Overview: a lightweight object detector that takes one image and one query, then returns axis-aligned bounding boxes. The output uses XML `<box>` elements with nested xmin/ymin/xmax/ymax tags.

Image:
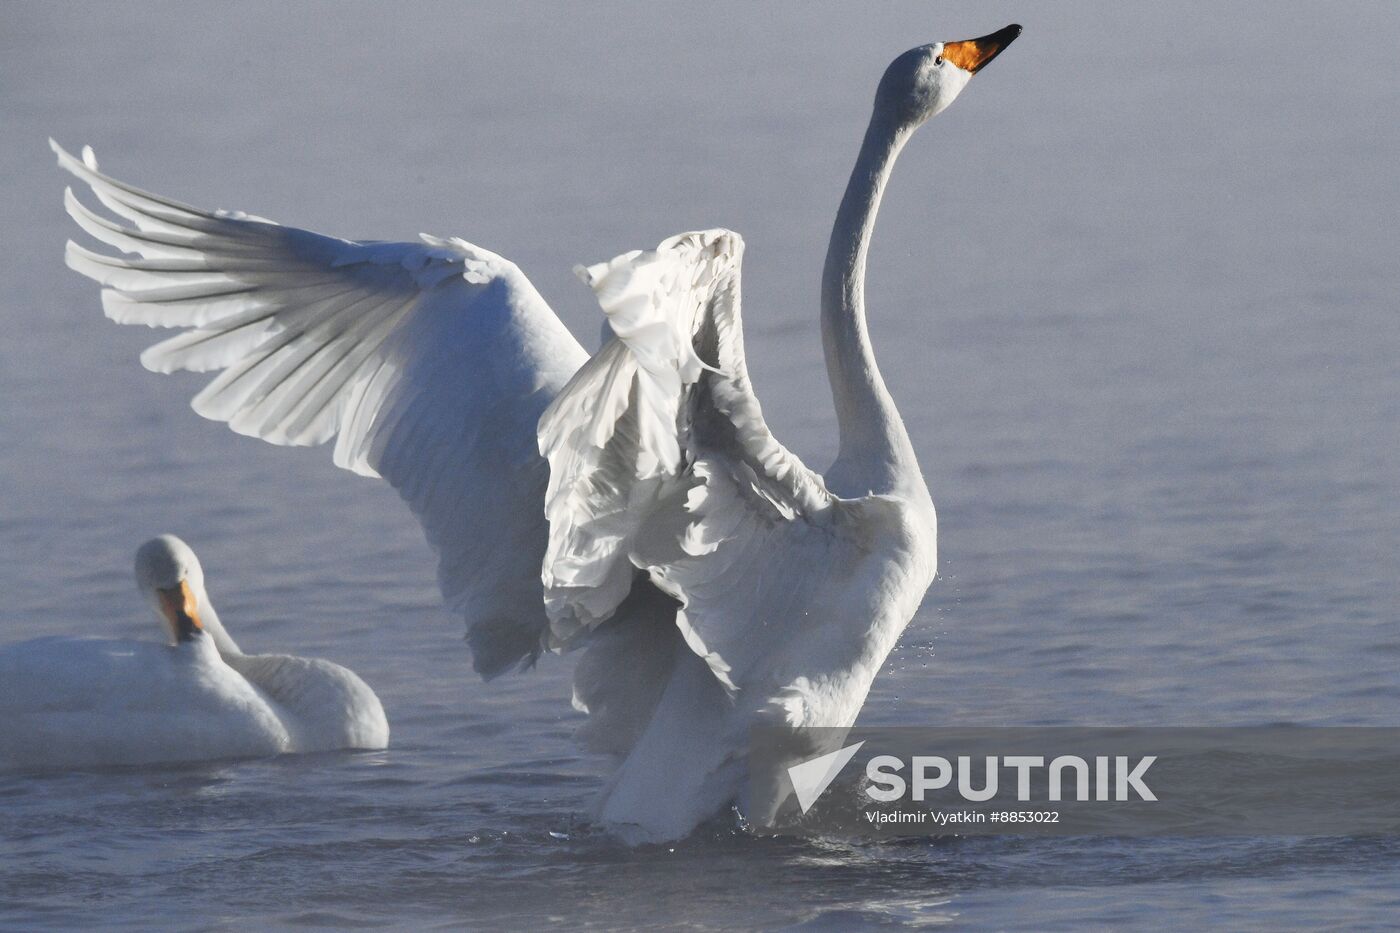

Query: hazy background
<box><xmin>2</xmin><ymin>2</ymin><xmax>1398</xmax><ymax>929</ymax></box>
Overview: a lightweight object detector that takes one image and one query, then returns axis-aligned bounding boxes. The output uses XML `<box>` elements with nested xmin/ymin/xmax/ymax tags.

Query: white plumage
<box><xmin>53</xmin><ymin>24</ymin><xmax>1020</xmax><ymax>840</ymax></box>
<box><xmin>54</xmin><ymin>142</ymin><xmax>586</xmax><ymax>679</ymax></box>
<box><xmin>0</xmin><ymin>536</ymin><xmax>388</xmax><ymax>771</ymax></box>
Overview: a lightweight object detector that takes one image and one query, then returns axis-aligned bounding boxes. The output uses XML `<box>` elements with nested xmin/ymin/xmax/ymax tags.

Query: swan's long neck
<box><xmin>821</xmin><ymin>109</ymin><xmax>925</xmax><ymax>499</ymax></box>
<box><xmin>194</xmin><ymin>588</ymin><xmax>242</xmax><ymax>658</ymax></box>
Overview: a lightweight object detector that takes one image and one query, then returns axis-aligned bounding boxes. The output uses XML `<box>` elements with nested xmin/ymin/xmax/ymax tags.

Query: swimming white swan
<box><xmin>0</xmin><ymin>535</ymin><xmax>388</xmax><ymax>770</ymax></box>
<box><xmin>53</xmin><ymin>25</ymin><xmax>1019</xmax><ymax>838</ymax></box>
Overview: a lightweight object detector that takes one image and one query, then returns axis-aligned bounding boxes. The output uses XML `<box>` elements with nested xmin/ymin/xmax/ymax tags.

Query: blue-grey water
<box><xmin>3</xmin><ymin>1</ymin><xmax>1399</xmax><ymax>929</ymax></box>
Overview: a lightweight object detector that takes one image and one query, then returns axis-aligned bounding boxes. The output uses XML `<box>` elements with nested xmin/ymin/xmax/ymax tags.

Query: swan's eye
<box><xmin>934</xmin><ymin>56</ymin><xmax>944</xmax><ymax>66</ymax></box>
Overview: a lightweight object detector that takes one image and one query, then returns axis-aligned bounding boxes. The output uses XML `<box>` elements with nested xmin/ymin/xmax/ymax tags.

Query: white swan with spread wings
<box><xmin>53</xmin><ymin>25</ymin><xmax>1020</xmax><ymax>841</ymax></box>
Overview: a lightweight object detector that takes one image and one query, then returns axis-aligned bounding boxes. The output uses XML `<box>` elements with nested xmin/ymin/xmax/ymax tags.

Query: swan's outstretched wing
<box><xmin>539</xmin><ymin>230</ymin><xmax>887</xmax><ymax>700</ymax></box>
<box><xmin>53</xmin><ymin>142</ymin><xmax>588</xmax><ymax>677</ymax></box>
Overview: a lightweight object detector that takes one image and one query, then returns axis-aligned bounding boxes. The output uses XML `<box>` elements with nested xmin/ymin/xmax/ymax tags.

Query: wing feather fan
<box><xmin>53</xmin><ymin>140</ymin><xmax>588</xmax><ymax>678</ymax></box>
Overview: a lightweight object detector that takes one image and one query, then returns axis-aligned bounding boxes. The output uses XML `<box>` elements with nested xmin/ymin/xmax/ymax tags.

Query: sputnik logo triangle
<box><xmin>787</xmin><ymin>741</ymin><xmax>865</xmax><ymax>814</ymax></box>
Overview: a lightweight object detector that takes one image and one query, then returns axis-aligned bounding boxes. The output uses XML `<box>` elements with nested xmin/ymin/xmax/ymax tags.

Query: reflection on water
<box><xmin>2</xmin><ymin>1</ymin><xmax>1398</xmax><ymax>928</ymax></box>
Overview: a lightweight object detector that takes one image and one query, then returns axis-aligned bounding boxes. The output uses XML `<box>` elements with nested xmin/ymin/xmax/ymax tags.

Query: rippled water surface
<box><xmin>3</xmin><ymin>2</ymin><xmax>1399</xmax><ymax>929</ymax></box>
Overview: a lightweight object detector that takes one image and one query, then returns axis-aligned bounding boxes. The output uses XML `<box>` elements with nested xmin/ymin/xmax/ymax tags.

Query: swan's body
<box><xmin>53</xmin><ymin>26</ymin><xmax>1019</xmax><ymax>838</ymax></box>
<box><xmin>0</xmin><ymin>536</ymin><xmax>388</xmax><ymax>771</ymax></box>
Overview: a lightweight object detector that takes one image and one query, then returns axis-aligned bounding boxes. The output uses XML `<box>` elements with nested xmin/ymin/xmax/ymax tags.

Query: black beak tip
<box><xmin>966</xmin><ymin>23</ymin><xmax>1023</xmax><ymax>73</ymax></box>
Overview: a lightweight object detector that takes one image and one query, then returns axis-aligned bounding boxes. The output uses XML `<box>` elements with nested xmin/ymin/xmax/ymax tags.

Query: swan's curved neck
<box><xmin>821</xmin><ymin>109</ymin><xmax>925</xmax><ymax>499</ymax></box>
<box><xmin>195</xmin><ymin>589</ymin><xmax>242</xmax><ymax>657</ymax></box>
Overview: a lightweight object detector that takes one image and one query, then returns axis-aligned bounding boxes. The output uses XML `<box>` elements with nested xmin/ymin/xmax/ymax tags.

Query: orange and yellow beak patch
<box><xmin>157</xmin><ymin>580</ymin><xmax>203</xmax><ymax>643</ymax></box>
<box><xmin>942</xmin><ymin>24</ymin><xmax>1022</xmax><ymax>74</ymax></box>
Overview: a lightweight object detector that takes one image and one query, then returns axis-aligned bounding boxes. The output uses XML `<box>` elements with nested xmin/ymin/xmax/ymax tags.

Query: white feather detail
<box><xmin>538</xmin><ymin>229</ymin><xmax>845</xmax><ymax>692</ymax></box>
<box><xmin>53</xmin><ymin>140</ymin><xmax>589</xmax><ymax>679</ymax></box>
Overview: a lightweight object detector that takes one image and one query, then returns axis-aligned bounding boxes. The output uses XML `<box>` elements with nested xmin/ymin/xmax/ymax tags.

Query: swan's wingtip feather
<box><xmin>51</xmin><ymin>139</ymin><xmax>81</xmax><ymax>174</ymax></box>
<box><xmin>330</xmin><ymin>445</ymin><xmax>383</xmax><ymax>480</ymax></box>
<box><xmin>573</xmin><ymin>262</ymin><xmax>605</xmax><ymax>289</ymax></box>
<box><xmin>136</xmin><ymin>339</ymin><xmax>183</xmax><ymax>374</ymax></box>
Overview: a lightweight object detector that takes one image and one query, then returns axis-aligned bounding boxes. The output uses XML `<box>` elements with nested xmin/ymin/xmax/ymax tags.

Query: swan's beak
<box><xmin>942</xmin><ymin>24</ymin><xmax>1022</xmax><ymax>74</ymax></box>
<box><xmin>157</xmin><ymin>580</ymin><xmax>203</xmax><ymax>643</ymax></box>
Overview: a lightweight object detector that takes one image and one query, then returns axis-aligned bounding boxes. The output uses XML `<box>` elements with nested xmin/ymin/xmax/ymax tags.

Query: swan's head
<box><xmin>135</xmin><ymin>534</ymin><xmax>206</xmax><ymax>644</ymax></box>
<box><xmin>876</xmin><ymin>24</ymin><xmax>1021</xmax><ymax>129</ymax></box>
